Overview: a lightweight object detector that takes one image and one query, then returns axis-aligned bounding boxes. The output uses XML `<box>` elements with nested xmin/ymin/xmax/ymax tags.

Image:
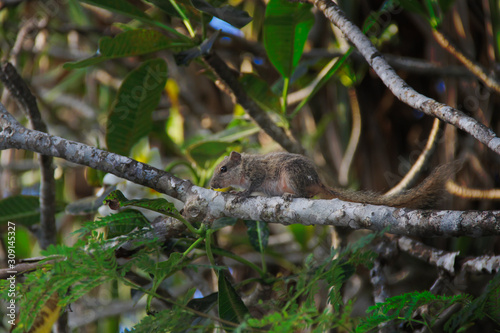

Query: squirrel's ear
<box><xmin>229</xmin><ymin>151</ymin><xmax>241</xmax><ymax>161</ymax></box>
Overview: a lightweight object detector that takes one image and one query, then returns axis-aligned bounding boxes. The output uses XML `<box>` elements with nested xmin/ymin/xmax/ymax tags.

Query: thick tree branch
<box><xmin>183</xmin><ymin>192</ymin><xmax>500</xmax><ymax>237</ymax></box>
<box><xmin>1</xmin><ymin>104</ymin><xmax>499</xmax><ymax>237</ymax></box>
<box><xmin>309</xmin><ymin>0</ymin><xmax>500</xmax><ymax>156</ymax></box>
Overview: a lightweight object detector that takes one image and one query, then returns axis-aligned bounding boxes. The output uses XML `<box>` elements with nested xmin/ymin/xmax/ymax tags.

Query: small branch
<box><xmin>431</xmin><ymin>29</ymin><xmax>500</xmax><ymax>94</ymax></box>
<box><xmin>203</xmin><ymin>52</ymin><xmax>305</xmax><ymax>155</ymax></box>
<box><xmin>309</xmin><ymin>1</ymin><xmax>500</xmax><ymax>156</ymax></box>
<box><xmin>0</xmin><ymin>62</ymin><xmax>56</xmax><ymax>249</ymax></box>
<box><xmin>461</xmin><ymin>255</ymin><xmax>500</xmax><ymax>274</ymax></box>
<box><xmin>385</xmin><ymin>119</ymin><xmax>443</xmax><ymax>196</ymax></box>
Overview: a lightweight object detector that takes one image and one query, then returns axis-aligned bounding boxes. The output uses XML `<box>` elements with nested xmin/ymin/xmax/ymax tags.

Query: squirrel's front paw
<box><xmin>282</xmin><ymin>193</ymin><xmax>295</xmax><ymax>202</ymax></box>
<box><xmin>231</xmin><ymin>191</ymin><xmax>250</xmax><ymax>204</ymax></box>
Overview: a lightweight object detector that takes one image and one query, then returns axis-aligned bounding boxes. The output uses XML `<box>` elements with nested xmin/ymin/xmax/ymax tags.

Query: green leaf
<box><xmin>0</xmin><ymin>195</ymin><xmax>40</xmax><ymax>226</ymax></box>
<box><xmin>106</xmin><ymin>58</ymin><xmax>168</xmax><ymax>156</ymax></box>
<box><xmin>184</xmin><ymin>122</ymin><xmax>259</xmax><ymax>168</ymax></box>
<box><xmin>398</xmin><ymin>0</ymin><xmax>427</xmax><ymax>16</ymax></box>
<box><xmin>104</xmin><ymin>190</ymin><xmax>179</xmax><ymax>216</ymax></box>
<box><xmin>244</xmin><ymin>220</ymin><xmax>269</xmax><ymax>253</ymax></box>
<box><xmin>187</xmin><ymin>292</ymin><xmax>218</xmax><ymax>312</ymax></box>
<box><xmin>239</xmin><ymin>74</ymin><xmax>281</xmax><ymax>113</ymax></box>
<box><xmin>263</xmin><ymin>0</ymin><xmax>314</xmax><ymax>79</ymax></box>
<box><xmin>64</xmin><ymin>29</ymin><xmax>185</xmax><ymax>69</ymax></box>
<box><xmin>445</xmin><ymin>272</ymin><xmax>500</xmax><ymax>331</ymax></box>
<box><xmin>218</xmin><ymin>273</ymin><xmax>249</xmax><ymax>325</ymax></box>
<box><xmin>190</xmin><ymin>0</ymin><xmax>252</xmax><ymax>28</ymax></box>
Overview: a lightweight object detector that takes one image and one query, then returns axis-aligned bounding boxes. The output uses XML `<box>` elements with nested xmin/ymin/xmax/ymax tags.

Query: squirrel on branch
<box><xmin>210</xmin><ymin>151</ymin><xmax>455</xmax><ymax>209</ymax></box>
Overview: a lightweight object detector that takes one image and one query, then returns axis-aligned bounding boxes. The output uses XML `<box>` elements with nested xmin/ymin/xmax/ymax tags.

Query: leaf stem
<box><xmin>205</xmin><ymin>230</ymin><xmax>216</xmax><ymax>270</ymax></box>
<box><xmin>282</xmin><ymin>77</ymin><xmax>290</xmax><ymax>113</ymax></box>
<box><xmin>182</xmin><ymin>237</ymin><xmax>204</xmax><ymax>258</ymax></box>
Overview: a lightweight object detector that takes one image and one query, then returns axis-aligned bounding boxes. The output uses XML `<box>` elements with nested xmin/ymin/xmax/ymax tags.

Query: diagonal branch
<box><xmin>309</xmin><ymin>0</ymin><xmax>500</xmax><ymax>156</ymax></box>
<box><xmin>0</xmin><ymin>62</ymin><xmax>56</xmax><ymax>249</ymax></box>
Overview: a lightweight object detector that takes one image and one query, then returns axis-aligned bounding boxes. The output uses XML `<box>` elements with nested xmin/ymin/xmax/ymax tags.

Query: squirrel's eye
<box><xmin>220</xmin><ymin>166</ymin><xmax>227</xmax><ymax>173</ymax></box>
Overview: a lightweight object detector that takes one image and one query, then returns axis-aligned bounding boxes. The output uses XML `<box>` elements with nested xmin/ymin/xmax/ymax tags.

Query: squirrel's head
<box><xmin>210</xmin><ymin>151</ymin><xmax>243</xmax><ymax>190</ymax></box>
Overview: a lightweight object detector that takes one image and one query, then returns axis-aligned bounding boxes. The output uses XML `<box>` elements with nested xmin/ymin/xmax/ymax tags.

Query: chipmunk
<box><xmin>210</xmin><ymin>151</ymin><xmax>453</xmax><ymax>209</ymax></box>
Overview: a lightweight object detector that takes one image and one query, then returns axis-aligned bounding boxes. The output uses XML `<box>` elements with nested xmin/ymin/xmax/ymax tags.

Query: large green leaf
<box><xmin>64</xmin><ymin>29</ymin><xmax>186</xmax><ymax>69</ymax></box>
<box><xmin>263</xmin><ymin>0</ymin><xmax>314</xmax><ymax>79</ymax></box>
<box><xmin>106</xmin><ymin>58</ymin><xmax>167</xmax><ymax>156</ymax></box>
<box><xmin>244</xmin><ymin>220</ymin><xmax>269</xmax><ymax>253</ymax></box>
<box><xmin>218</xmin><ymin>273</ymin><xmax>249</xmax><ymax>325</ymax></box>
<box><xmin>0</xmin><ymin>195</ymin><xmax>41</xmax><ymax>226</ymax></box>
<box><xmin>104</xmin><ymin>190</ymin><xmax>179</xmax><ymax>216</ymax></box>
<box><xmin>190</xmin><ymin>0</ymin><xmax>252</xmax><ymax>28</ymax></box>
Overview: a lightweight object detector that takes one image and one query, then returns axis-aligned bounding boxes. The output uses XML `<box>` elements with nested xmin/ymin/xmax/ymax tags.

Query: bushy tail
<box><xmin>327</xmin><ymin>162</ymin><xmax>461</xmax><ymax>209</ymax></box>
